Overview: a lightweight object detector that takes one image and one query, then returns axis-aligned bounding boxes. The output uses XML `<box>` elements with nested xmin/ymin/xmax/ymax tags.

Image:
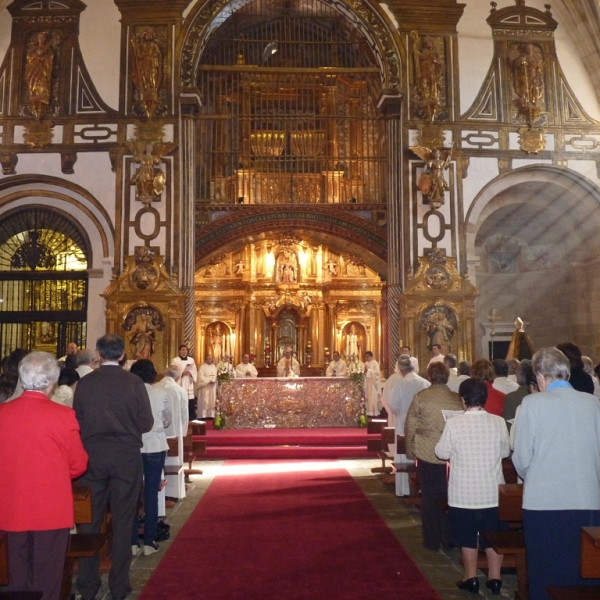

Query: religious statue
<box><xmin>422</xmin><ymin>307</ymin><xmax>455</xmax><ymax>354</ymax></box>
<box><xmin>325</xmin><ymin>258</ymin><xmax>338</xmax><ymax>275</ymax></box>
<box><xmin>234</xmin><ymin>259</ymin><xmax>245</xmax><ymax>275</ymax></box>
<box><xmin>277</xmin><ymin>252</ymin><xmax>297</xmax><ymax>283</ymax></box>
<box><xmin>512</xmin><ymin>43</ymin><xmax>544</xmax><ymax>126</ymax></box>
<box><xmin>129</xmin><ymin>312</ymin><xmax>155</xmax><ymax>359</ymax></box>
<box><xmin>345</xmin><ymin>324</ymin><xmax>360</xmax><ymax>358</ymax></box>
<box><xmin>208</xmin><ymin>323</ymin><xmax>224</xmax><ymax>362</ymax></box>
<box><xmin>25</xmin><ymin>31</ymin><xmax>60</xmax><ymax>119</ymax></box>
<box><xmin>411</xmin><ymin>32</ymin><xmax>444</xmax><ymax>122</ymax></box>
<box><xmin>125</xmin><ymin>140</ymin><xmax>176</xmax><ymax>205</ymax></box>
<box><xmin>130</xmin><ymin>26</ymin><xmax>163</xmax><ymax>118</ymax></box>
<box><xmin>410</xmin><ymin>144</ymin><xmax>453</xmax><ymax>209</ymax></box>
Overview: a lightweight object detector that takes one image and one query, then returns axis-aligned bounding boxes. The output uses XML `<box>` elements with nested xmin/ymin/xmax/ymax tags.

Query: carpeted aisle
<box><xmin>139</xmin><ymin>463</ymin><xmax>441</xmax><ymax>600</ymax></box>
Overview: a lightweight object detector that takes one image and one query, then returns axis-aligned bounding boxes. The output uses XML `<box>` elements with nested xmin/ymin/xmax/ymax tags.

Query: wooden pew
<box><xmin>546</xmin><ymin>527</ymin><xmax>600</xmax><ymax>600</ymax></box>
<box><xmin>0</xmin><ymin>531</ymin><xmax>43</xmax><ymax>598</ymax></box>
<box><xmin>60</xmin><ymin>486</ymin><xmax>108</xmax><ymax>600</ymax></box>
<box><xmin>392</xmin><ymin>435</ymin><xmax>420</xmax><ymax>506</ymax></box>
<box><xmin>367</xmin><ymin>426</ymin><xmax>394</xmax><ymax>483</ymax></box>
<box><xmin>481</xmin><ymin>483</ymin><xmax>527</xmax><ymax>599</ymax></box>
<box><xmin>186</xmin><ymin>421</ymin><xmax>207</xmax><ymax>479</ymax></box>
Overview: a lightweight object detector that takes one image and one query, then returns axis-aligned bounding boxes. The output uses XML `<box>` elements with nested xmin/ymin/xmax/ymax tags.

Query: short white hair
<box><xmin>19</xmin><ymin>352</ymin><xmax>60</xmax><ymax>391</ymax></box>
<box><xmin>165</xmin><ymin>365</ymin><xmax>181</xmax><ymax>379</ymax></box>
<box><xmin>397</xmin><ymin>354</ymin><xmax>414</xmax><ymax>372</ymax></box>
<box><xmin>532</xmin><ymin>347</ymin><xmax>570</xmax><ymax>381</ymax></box>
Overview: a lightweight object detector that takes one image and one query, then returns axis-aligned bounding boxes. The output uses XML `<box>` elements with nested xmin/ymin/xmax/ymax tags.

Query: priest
<box><xmin>196</xmin><ymin>355</ymin><xmax>218</xmax><ymax>419</ymax></box>
<box><xmin>171</xmin><ymin>344</ymin><xmax>197</xmax><ymax>419</ymax></box>
<box><xmin>326</xmin><ymin>351</ymin><xmax>348</xmax><ymax>377</ymax></box>
<box><xmin>235</xmin><ymin>353</ymin><xmax>258</xmax><ymax>378</ymax></box>
<box><xmin>276</xmin><ymin>347</ymin><xmax>300</xmax><ymax>378</ymax></box>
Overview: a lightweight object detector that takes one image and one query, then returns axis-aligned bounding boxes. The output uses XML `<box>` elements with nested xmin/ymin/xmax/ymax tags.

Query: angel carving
<box><xmin>126</xmin><ymin>139</ymin><xmax>177</xmax><ymax>204</ymax></box>
<box><xmin>410</xmin><ymin>144</ymin><xmax>453</xmax><ymax>209</ymax></box>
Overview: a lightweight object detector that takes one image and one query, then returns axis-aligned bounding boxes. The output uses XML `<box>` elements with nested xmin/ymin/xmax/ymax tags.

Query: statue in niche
<box><xmin>512</xmin><ymin>43</ymin><xmax>544</xmax><ymax>125</ymax></box>
<box><xmin>421</xmin><ymin>306</ymin><xmax>455</xmax><ymax>354</ymax></box>
<box><xmin>129</xmin><ymin>312</ymin><xmax>156</xmax><ymax>359</ymax></box>
<box><xmin>25</xmin><ymin>31</ymin><xmax>60</xmax><ymax>119</ymax></box>
<box><xmin>410</xmin><ymin>145</ymin><xmax>453</xmax><ymax>209</ymax></box>
<box><xmin>325</xmin><ymin>258</ymin><xmax>338</xmax><ymax>275</ymax></box>
<box><xmin>277</xmin><ymin>252</ymin><xmax>297</xmax><ymax>283</ymax></box>
<box><xmin>131</xmin><ymin>26</ymin><xmax>163</xmax><ymax>118</ymax></box>
<box><xmin>208</xmin><ymin>323</ymin><xmax>224</xmax><ymax>362</ymax></box>
<box><xmin>411</xmin><ymin>32</ymin><xmax>444</xmax><ymax>122</ymax></box>
<box><xmin>345</xmin><ymin>324</ymin><xmax>360</xmax><ymax>358</ymax></box>
<box><xmin>234</xmin><ymin>259</ymin><xmax>245</xmax><ymax>275</ymax></box>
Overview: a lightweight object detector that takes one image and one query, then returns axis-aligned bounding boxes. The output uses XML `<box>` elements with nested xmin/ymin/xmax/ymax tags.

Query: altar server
<box><xmin>171</xmin><ymin>344</ymin><xmax>197</xmax><ymax>419</ymax></box>
<box><xmin>235</xmin><ymin>353</ymin><xmax>258</xmax><ymax>378</ymax></box>
<box><xmin>364</xmin><ymin>351</ymin><xmax>382</xmax><ymax>416</ymax></box>
<box><xmin>196</xmin><ymin>355</ymin><xmax>218</xmax><ymax>418</ymax></box>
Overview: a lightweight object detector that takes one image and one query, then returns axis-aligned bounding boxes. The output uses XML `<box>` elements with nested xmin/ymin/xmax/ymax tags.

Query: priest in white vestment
<box><xmin>171</xmin><ymin>345</ymin><xmax>197</xmax><ymax>417</ymax></box>
<box><xmin>196</xmin><ymin>356</ymin><xmax>218</xmax><ymax>418</ymax></box>
<box><xmin>154</xmin><ymin>365</ymin><xmax>189</xmax><ymax>498</ymax></box>
<box><xmin>276</xmin><ymin>348</ymin><xmax>300</xmax><ymax>377</ymax></box>
<box><xmin>363</xmin><ymin>351</ymin><xmax>381</xmax><ymax>417</ymax></box>
<box><xmin>235</xmin><ymin>354</ymin><xmax>258</xmax><ymax>378</ymax></box>
<box><xmin>387</xmin><ymin>355</ymin><xmax>430</xmax><ymax>496</ymax></box>
<box><xmin>326</xmin><ymin>351</ymin><xmax>348</xmax><ymax>377</ymax></box>
<box><xmin>380</xmin><ymin>356</ymin><xmax>404</xmax><ymax>429</ymax></box>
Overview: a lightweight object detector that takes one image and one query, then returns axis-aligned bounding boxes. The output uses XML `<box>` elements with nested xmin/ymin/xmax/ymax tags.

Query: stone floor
<box><xmin>77</xmin><ymin>458</ymin><xmax>517</xmax><ymax>599</ymax></box>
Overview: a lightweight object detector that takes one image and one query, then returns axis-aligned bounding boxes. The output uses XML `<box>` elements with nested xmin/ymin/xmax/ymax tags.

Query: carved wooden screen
<box><xmin>196</xmin><ymin>0</ymin><xmax>385</xmax><ymax>205</ymax></box>
<box><xmin>0</xmin><ymin>208</ymin><xmax>89</xmax><ymax>358</ymax></box>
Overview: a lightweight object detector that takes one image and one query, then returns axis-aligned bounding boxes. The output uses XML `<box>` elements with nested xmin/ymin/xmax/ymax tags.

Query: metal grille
<box><xmin>197</xmin><ymin>0</ymin><xmax>385</xmax><ymax>205</ymax></box>
<box><xmin>0</xmin><ymin>208</ymin><xmax>89</xmax><ymax>357</ymax></box>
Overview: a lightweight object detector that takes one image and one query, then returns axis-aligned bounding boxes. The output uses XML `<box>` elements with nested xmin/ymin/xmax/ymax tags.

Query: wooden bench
<box><xmin>546</xmin><ymin>527</ymin><xmax>600</xmax><ymax>599</ymax></box>
<box><xmin>60</xmin><ymin>486</ymin><xmax>109</xmax><ymax>600</ymax></box>
<box><xmin>481</xmin><ymin>483</ymin><xmax>526</xmax><ymax>598</ymax></box>
<box><xmin>391</xmin><ymin>435</ymin><xmax>420</xmax><ymax>506</ymax></box>
<box><xmin>0</xmin><ymin>531</ymin><xmax>43</xmax><ymax>599</ymax></box>
<box><xmin>367</xmin><ymin>426</ymin><xmax>394</xmax><ymax>478</ymax></box>
<box><xmin>186</xmin><ymin>421</ymin><xmax>207</xmax><ymax>479</ymax></box>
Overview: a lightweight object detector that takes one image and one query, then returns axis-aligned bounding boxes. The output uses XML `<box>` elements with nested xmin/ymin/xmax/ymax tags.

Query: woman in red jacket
<box><xmin>0</xmin><ymin>351</ymin><xmax>88</xmax><ymax>600</ymax></box>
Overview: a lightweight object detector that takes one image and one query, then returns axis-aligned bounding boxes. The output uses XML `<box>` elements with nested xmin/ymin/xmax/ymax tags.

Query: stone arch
<box><xmin>0</xmin><ymin>175</ymin><xmax>115</xmax><ymax>267</ymax></box>
<box><xmin>464</xmin><ymin>165</ymin><xmax>600</xmax><ymax>355</ymax></box>
<box><xmin>178</xmin><ymin>0</ymin><xmax>405</xmax><ymax>94</ymax></box>
<box><xmin>194</xmin><ymin>207</ymin><xmax>388</xmax><ymax>276</ymax></box>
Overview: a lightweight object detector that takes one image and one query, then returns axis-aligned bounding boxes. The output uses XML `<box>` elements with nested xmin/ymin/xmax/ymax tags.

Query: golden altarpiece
<box><xmin>195</xmin><ymin>235</ymin><xmax>383</xmax><ymax>371</ymax></box>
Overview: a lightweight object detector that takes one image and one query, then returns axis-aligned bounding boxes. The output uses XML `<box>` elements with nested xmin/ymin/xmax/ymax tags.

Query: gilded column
<box><xmin>326</xmin><ymin>301</ymin><xmax>336</xmax><ymax>354</ymax></box>
<box><xmin>378</xmin><ymin>94</ymin><xmax>403</xmax><ymax>371</ymax></box>
<box><xmin>180</xmin><ymin>103</ymin><xmax>198</xmax><ymax>354</ymax></box>
<box><xmin>374</xmin><ymin>300</ymin><xmax>382</xmax><ymax>364</ymax></box>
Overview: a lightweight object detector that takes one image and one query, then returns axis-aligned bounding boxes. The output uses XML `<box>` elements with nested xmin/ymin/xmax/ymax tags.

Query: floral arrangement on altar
<box><xmin>217</xmin><ymin>362</ymin><xmax>232</xmax><ymax>382</ymax></box>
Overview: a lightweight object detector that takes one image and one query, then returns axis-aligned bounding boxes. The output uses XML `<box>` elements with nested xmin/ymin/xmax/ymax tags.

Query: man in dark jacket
<box><xmin>74</xmin><ymin>334</ymin><xmax>153</xmax><ymax>600</ymax></box>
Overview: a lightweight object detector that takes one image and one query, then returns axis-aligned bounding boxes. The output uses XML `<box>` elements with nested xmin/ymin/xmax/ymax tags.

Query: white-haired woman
<box><xmin>513</xmin><ymin>347</ymin><xmax>600</xmax><ymax>600</ymax></box>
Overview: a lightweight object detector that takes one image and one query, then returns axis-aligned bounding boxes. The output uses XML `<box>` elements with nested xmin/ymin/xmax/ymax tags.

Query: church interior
<box><xmin>3</xmin><ymin>0</ymin><xmax>600</xmax><ymax>598</ymax></box>
<box><xmin>2</xmin><ymin>0</ymin><xmax>600</xmax><ymax>371</ymax></box>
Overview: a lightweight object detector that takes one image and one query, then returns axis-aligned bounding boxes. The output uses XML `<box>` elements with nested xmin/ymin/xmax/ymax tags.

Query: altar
<box><xmin>219</xmin><ymin>377</ymin><xmax>363</xmax><ymax>429</ymax></box>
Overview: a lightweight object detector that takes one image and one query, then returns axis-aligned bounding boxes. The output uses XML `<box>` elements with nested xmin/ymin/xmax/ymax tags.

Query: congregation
<box><xmin>1</xmin><ymin>337</ymin><xmax>600</xmax><ymax>600</ymax></box>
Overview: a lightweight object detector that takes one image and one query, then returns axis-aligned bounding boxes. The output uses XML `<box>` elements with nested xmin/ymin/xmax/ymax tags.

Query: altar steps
<box><xmin>194</xmin><ymin>427</ymin><xmax>380</xmax><ymax>460</ymax></box>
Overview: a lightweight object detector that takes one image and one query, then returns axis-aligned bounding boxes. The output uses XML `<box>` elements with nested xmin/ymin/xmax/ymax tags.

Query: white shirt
<box><xmin>326</xmin><ymin>359</ymin><xmax>348</xmax><ymax>377</ymax></box>
<box><xmin>427</xmin><ymin>354</ymin><xmax>445</xmax><ymax>367</ymax></box>
<box><xmin>448</xmin><ymin>374</ymin><xmax>469</xmax><ymax>394</ymax></box>
<box><xmin>172</xmin><ymin>355</ymin><xmax>197</xmax><ymax>399</ymax></box>
<box><xmin>435</xmin><ymin>410</ymin><xmax>510</xmax><ymax>508</ymax></box>
<box><xmin>141</xmin><ymin>383</ymin><xmax>171</xmax><ymax>454</ymax></box>
<box><xmin>276</xmin><ymin>357</ymin><xmax>300</xmax><ymax>377</ymax></box>
<box><xmin>235</xmin><ymin>362</ymin><xmax>258</xmax><ymax>378</ymax></box>
<box><xmin>492</xmin><ymin>377</ymin><xmax>519</xmax><ymax>395</ymax></box>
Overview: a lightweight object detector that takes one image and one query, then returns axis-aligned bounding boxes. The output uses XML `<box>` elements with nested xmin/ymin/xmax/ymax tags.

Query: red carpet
<box><xmin>196</xmin><ymin>427</ymin><xmax>379</xmax><ymax>459</ymax></box>
<box><xmin>139</xmin><ymin>463</ymin><xmax>441</xmax><ymax>600</ymax></box>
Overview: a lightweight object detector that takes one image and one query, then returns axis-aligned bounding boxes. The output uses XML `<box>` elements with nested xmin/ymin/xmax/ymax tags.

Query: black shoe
<box><xmin>456</xmin><ymin>578</ymin><xmax>479</xmax><ymax>594</ymax></box>
<box><xmin>486</xmin><ymin>579</ymin><xmax>502</xmax><ymax>595</ymax></box>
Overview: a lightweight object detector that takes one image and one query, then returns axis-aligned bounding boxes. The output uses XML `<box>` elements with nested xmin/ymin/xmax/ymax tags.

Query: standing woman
<box><xmin>405</xmin><ymin>361</ymin><xmax>463</xmax><ymax>550</ymax></box>
<box><xmin>435</xmin><ymin>378</ymin><xmax>510</xmax><ymax>595</ymax></box>
<box><xmin>513</xmin><ymin>347</ymin><xmax>600</xmax><ymax>600</ymax></box>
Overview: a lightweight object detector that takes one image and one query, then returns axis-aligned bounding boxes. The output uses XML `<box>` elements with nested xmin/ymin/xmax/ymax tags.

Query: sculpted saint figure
<box><xmin>129</xmin><ymin>313</ymin><xmax>155</xmax><ymax>359</ymax></box>
<box><xmin>426</xmin><ymin>310</ymin><xmax>454</xmax><ymax>355</ymax></box>
<box><xmin>26</xmin><ymin>31</ymin><xmax>58</xmax><ymax>119</ymax></box>
<box><xmin>131</xmin><ymin>27</ymin><xmax>163</xmax><ymax>117</ymax></box>
<box><xmin>411</xmin><ymin>32</ymin><xmax>444</xmax><ymax>122</ymax></box>
<box><xmin>410</xmin><ymin>145</ymin><xmax>453</xmax><ymax>209</ymax></box>
<box><xmin>512</xmin><ymin>43</ymin><xmax>544</xmax><ymax>124</ymax></box>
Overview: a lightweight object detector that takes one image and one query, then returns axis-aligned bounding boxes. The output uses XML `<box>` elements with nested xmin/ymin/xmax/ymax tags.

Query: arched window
<box><xmin>0</xmin><ymin>207</ymin><xmax>90</xmax><ymax>358</ymax></box>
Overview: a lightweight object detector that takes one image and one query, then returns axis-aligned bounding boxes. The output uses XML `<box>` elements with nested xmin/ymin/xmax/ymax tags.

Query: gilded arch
<box><xmin>178</xmin><ymin>0</ymin><xmax>405</xmax><ymax>93</ymax></box>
